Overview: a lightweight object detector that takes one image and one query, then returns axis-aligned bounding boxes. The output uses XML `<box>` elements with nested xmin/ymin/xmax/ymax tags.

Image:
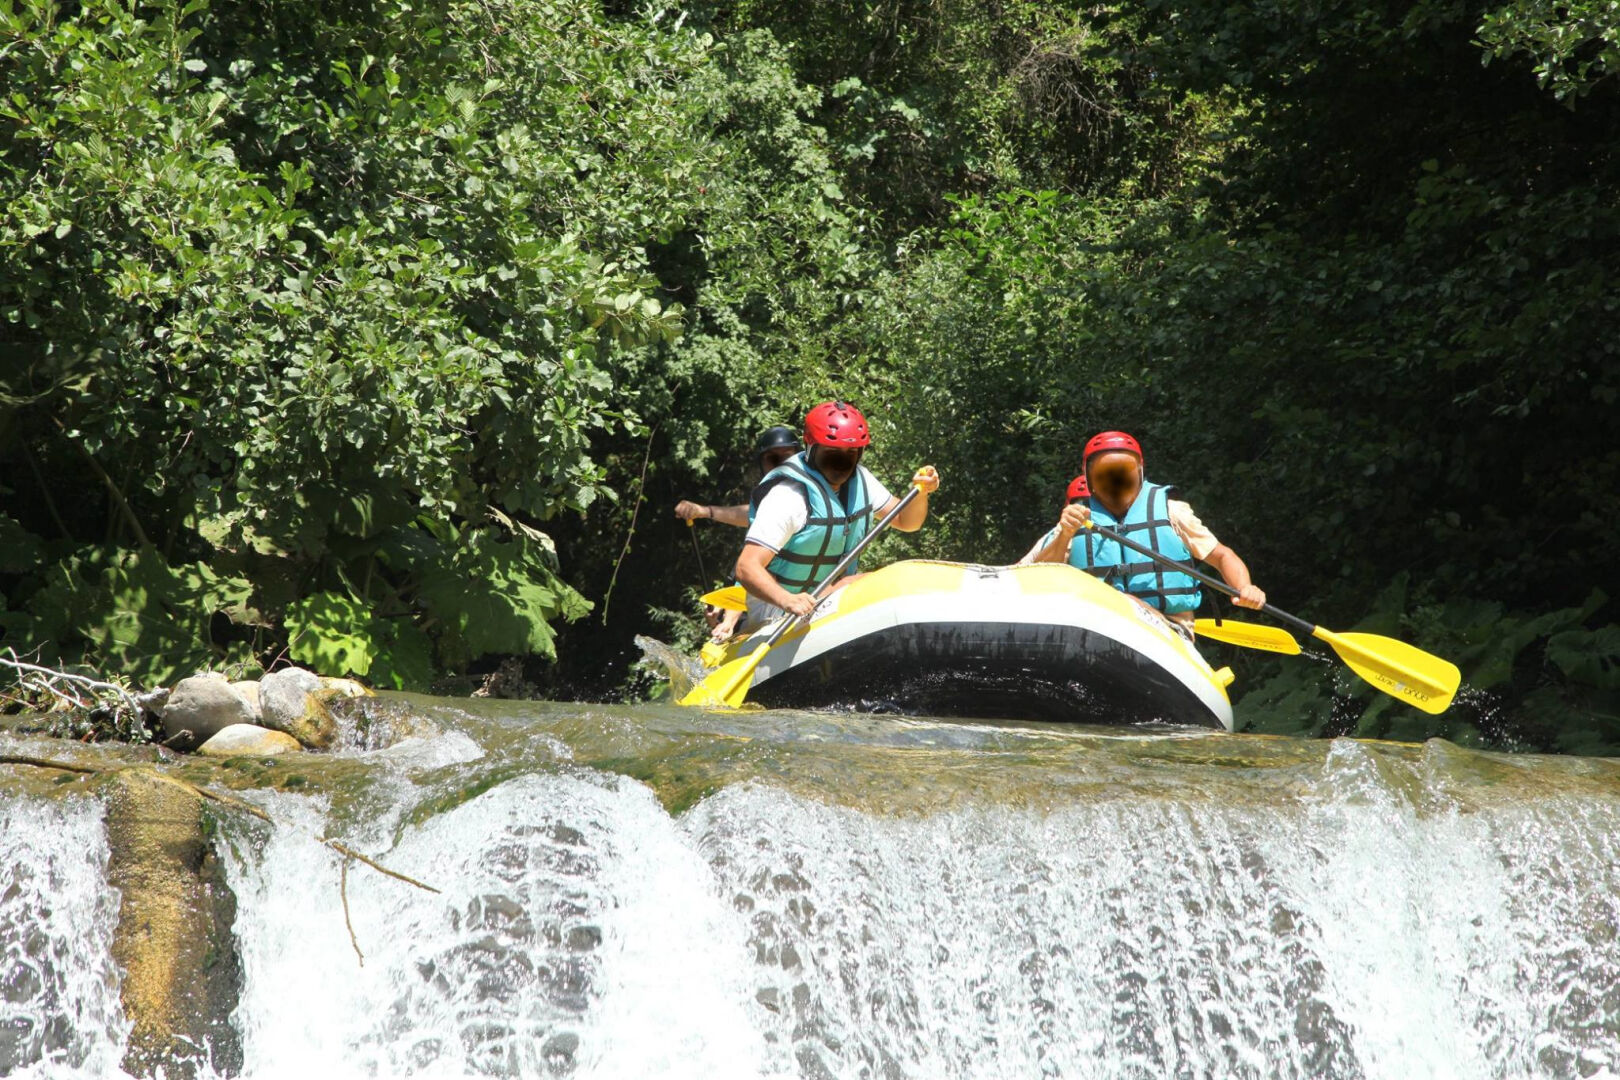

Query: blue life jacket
<box><xmin>1067</xmin><ymin>480</ymin><xmax>1203</xmax><ymax>614</ymax></box>
<box><xmin>748</xmin><ymin>451</ymin><xmax>872</xmax><ymax>594</ymax></box>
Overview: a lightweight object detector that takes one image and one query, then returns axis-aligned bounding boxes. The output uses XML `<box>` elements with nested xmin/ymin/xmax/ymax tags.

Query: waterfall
<box><xmin>3</xmin><ymin>709</ymin><xmax>1619</xmax><ymax>1079</ymax></box>
<box><xmin>0</xmin><ymin>796</ymin><xmax>126</xmax><ymax>1078</ymax></box>
<box><xmin>220</xmin><ymin>775</ymin><xmax>780</xmax><ymax>1078</ymax></box>
<box><xmin>680</xmin><ymin>743</ymin><xmax>1620</xmax><ymax>1079</ymax></box>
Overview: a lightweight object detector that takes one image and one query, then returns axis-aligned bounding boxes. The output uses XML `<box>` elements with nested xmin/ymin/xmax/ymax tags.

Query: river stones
<box><xmin>135</xmin><ymin>686</ymin><xmax>171</xmax><ymax>716</ymax></box>
<box><xmin>196</xmin><ymin>724</ymin><xmax>302</xmax><ymax>757</ymax></box>
<box><xmin>160</xmin><ymin>673</ymin><xmax>255</xmax><ymax>744</ymax></box>
<box><xmin>158</xmin><ymin>669</ymin><xmax>375</xmax><ymax>753</ymax></box>
<box><xmin>230</xmin><ymin>680</ymin><xmax>263</xmax><ymax>722</ymax></box>
<box><xmin>259</xmin><ymin>667</ymin><xmax>336</xmax><ymax>749</ymax></box>
<box><xmin>319</xmin><ymin>676</ymin><xmax>372</xmax><ymax>700</ymax></box>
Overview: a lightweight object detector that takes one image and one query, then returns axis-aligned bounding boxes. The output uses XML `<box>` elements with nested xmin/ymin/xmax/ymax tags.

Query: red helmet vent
<box><xmin>805</xmin><ymin>400</ymin><xmax>871</xmax><ymax>448</ymax></box>
<box><xmin>1083</xmin><ymin>430</ymin><xmax>1143</xmax><ymax>464</ymax></box>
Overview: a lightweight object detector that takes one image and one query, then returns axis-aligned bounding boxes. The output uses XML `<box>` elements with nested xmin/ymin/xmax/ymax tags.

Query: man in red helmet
<box><xmin>735</xmin><ymin>401</ymin><xmax>939</xmax><ymax>623</ymax></box>
<box><xmin>1016</xmin><ymin>475</ymin><xmax>1089</xmax><ymax>565</ymax></box>
<box><xmin>1029</xmin><ymin>431</ymin><xmax>1265</xmax><ymax>632</ymax></box>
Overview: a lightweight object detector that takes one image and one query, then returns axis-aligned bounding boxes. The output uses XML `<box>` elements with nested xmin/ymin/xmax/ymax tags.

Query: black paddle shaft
<box><xmin>687</xmin><ymin>523</ymin><xmax>708</xmax><ymax>587</ymax></box>
<box><xmin>754</xmin><ymin>483</ymin><xmax>924</xmax><ymax>649</ymax></box>
<box><xmin>1085</xmin><ymin>521</ymin><xmax>1317</xmax><ymax>638</ymax></box>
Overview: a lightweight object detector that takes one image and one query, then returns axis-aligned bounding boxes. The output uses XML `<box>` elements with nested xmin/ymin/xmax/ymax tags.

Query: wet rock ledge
<box><xmin>102</xmin><ymin>769</ymin><xmax>242</xmax><ymax>1079</ymax></box>
<box><xmin>2</xmin><ymin>666</ymin><xmax>442</xmax><ymax>1077</ymax></box>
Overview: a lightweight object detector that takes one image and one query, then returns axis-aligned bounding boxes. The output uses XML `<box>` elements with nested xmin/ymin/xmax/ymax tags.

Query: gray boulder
<box><xmin>161</xmin><ymin>674</ymin><xmax>255</xmax><ymax>744</ymax></box>
<box><xmin>230</xmin><ymin>680</ymin><xmax>262</xmax><ymax>722</ymax></box>
<box><xmin>136</xmin><ymin>686</ymin><xmax>171</xmax><ymax>716</ymax></box>
<box><xmin>259</xmin><ymin>667</ymin><xmax>336</xmax><ymax>749</ymax></box>
<box><xmin>319</xmin><ymin>676</ymin><xmax>371</xmax><ymax>700</ymax></box>
<box><xmin>196</xmin><ymin>724</ymin><xmax>302</xmax><ymax>757</ymax></box>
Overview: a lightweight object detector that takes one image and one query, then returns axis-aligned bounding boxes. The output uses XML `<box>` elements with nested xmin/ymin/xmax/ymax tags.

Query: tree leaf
<box><xmin>284</xmin><ymin>590</ymin><xmax>380</xmax><ymax>676</ymax></box>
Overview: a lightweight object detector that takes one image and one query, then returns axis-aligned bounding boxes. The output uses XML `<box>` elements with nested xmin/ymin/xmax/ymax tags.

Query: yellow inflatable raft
<box><xmin>696</xmin><ymin>560</ymin><xmax>1235</xmax><ymax>729</ymax></box>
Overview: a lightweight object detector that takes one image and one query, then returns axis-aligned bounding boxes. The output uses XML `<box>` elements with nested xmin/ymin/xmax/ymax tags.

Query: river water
<box><xmin>3</xmin><ymin>695</ymin><xmax>1619</xmax><ymax>1079</ymax></box>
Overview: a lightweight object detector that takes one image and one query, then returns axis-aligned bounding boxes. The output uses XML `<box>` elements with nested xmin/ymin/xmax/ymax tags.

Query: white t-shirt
<box><xmin>741</xmin><ymin>464</ymin><xmax>895</xmax><ymax>625</ymax></box>
<box><xmin>743</xmin><ymin>464</ymin><xmax>894</xmax><ymax>554</ymax></box>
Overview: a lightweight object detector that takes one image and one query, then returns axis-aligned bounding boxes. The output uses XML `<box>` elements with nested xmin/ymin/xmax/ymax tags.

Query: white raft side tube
<box><xmin>748</xmin><ymin>567</ymin><xmax>1235</xmax><ymax>730</ymax></box>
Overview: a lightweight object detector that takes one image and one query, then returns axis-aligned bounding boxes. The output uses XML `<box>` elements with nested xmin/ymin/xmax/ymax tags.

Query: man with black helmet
<box><xmin>736</xmin><ymin>401</ymin><xmax>939</xmax><ymax>623</ymax></box>
<box><xmin>674</xmin><ymin>425</ymin><xmax>802</xmax><ymax>526</ymax></box>
<box><xmin>676</xmin><ymin>426</ymin><xmax>802</xmax><ymax>643</ymax></box>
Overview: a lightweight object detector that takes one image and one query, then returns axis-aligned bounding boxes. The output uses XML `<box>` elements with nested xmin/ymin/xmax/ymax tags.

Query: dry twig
<box><xmin>1</xmin><ymin>651</ymin><xmax>145</xmax><ymax>733</ymax></box>
<box><xmin>340</xmin><ymin>858</ymin><xmax>364</xmax><ymax>967</ymax></box>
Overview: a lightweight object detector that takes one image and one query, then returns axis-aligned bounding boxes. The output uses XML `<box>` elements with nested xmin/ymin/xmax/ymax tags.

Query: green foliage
<box><xmin>285</xmin><ymin>592</ymin><xmax>381</xmax><ymax>677</ymax></box>
<box><xmin>283</xmin><ymin>588</ymin><xmax>441</xmax><ymax>690</ymax></box>
<box><xmin>1228</xmin><ymin>585</ymin><xmax>1618</xmax><ymax>753</ymax></box>
<box><xmin>0</xmin><ymin>515</ymin><xmax>44</xmax><ymax>574</ymax></box>
<box><xmin>1405</xmin><ymin>589</ymin><xmax>1608</xmax><ymax>693</ymax></box>
<box><xmin>401</xmin><ymin>524</ymin><xmax>592</xmax><ymax>665</ymax></box>
<box><xmin>1</xmin><ymin>0</ymin><xmax>1615</xmax><ymax>758</ymax></box>
<box><xmin>1479</xmin><ymin>0</ymin><xmax>1620</xmax><ymax>99</ymax></box>
<box><xmin>1547</xmin><ymin>625</ymin><xmax>1620</xmax><ymax>689</ymax></box>
<box><xmin>2</xmin><ymin>0</ymin><xmax>689</xmax><ymax>522</ymax></box>
<box><xmin>834</xmin><ymin>187</ymin><xmax>1128</xmax><ymax>566</ymax></box>
<box><xmin>368</xmin><ymin>622</ymin><xmax>437</xmax><ymax>694</ymax></box>
<box><xmin>688</xmin><ymin>0</ymin><xmax>1236</xmax><ymax>228</ymax></box>
<box><xmin>21</xmin><ymin>547</ymin><xmax>254</xmax><ymax>686</ymax></box>
<box><xmin>0</xmin><ymin>0</ymin><xmax>852</xmax><ymax>690</ymax></box>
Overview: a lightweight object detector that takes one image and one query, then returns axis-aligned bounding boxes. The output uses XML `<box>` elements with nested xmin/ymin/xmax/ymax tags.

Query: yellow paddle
<box><xmin>1193</xmin><ymin>618</ymin><xmax>1301</xmax><ymax>655</ymax></box>
<box><xmin>681</xmin><ymin>484</ymin><xmax>924</xmax><ymax>709</ymax></box>
<box><xmin>700</xmin><ymin>585</ymin><xmax>748</xmax><ymax>612</ymax></box>
<box><xmin>1087</xmin><ymin>522</ymin><xmax>1460</xmax><ymax>714</ymax></box>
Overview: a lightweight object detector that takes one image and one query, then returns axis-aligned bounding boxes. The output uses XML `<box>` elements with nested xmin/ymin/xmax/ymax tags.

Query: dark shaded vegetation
<box><xmin>2</xmin><ymin>0</ymin><xmax>1616</xmax><ymax>751</ymax></box>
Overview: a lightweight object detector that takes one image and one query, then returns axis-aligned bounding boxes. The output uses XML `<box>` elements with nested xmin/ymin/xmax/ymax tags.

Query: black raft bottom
<box><xmin>747</xmin><ymin>620</ymin><xmax>1224</xmax><ymax>728</ymax></box>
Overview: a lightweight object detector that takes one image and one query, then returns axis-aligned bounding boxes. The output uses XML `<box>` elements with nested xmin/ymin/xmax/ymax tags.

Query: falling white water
<box><xmin>4</xmin><ymin>718</ymin><xmax>1620</xmax><ymax>1080</ymax></box>
<box><xmin>0</xmin><ymin>795</ymin><xmax>126</xmax><ymax>1080</ymax></box>
<box><xmin>218</xmin><ymin>770</ymin><xmax>784</xmax><ymax>1080</ymax></box>
<box><xmin>675</xmin><ymin>743</ymin><xmax>1620</xmax><ymax>1080</ymax></box>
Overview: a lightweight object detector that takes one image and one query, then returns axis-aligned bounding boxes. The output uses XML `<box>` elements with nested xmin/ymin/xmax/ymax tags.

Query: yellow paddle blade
<box><xmin>700</xmin><ymin>585</ymin><xmax>748</xmax><ymax>612</ymax></box>
<box><xmin>679</xmin><ymin>646</ymin><xmax>768</xmax><ymax>708</ymax></box>
<box><xmin>1314</xmin><ymin>628</ymin><xmax>1461</xmax><ymax>715</ymax></box>
<box><xmin>1194</xmin><ymin>619</ymin><xmax>1301</xmax><ymax>655</ymax></box>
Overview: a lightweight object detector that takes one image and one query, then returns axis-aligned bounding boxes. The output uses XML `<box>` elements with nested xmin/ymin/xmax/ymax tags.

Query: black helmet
<box><xmin>754</xmin><ymin>426</ymin><xmax>801</xmax><ymax>459</ymax></box>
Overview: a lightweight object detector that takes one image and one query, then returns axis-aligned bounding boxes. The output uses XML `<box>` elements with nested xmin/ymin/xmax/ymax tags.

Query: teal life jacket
<box><xmin>1067</xmin><ymin>480</ymin><xmax>1203</xmax><ymax>615</ymax></box>
<box><xmin>747</xmin><ymin>451</ymin><xmax>872</xmax><ymax>594</ymax></box>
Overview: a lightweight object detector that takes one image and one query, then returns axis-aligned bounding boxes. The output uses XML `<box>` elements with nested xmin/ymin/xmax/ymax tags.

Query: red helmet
<box><xmin>805</xmin><ymin>401</ymin><xmax>870</xmax><ymax>448</ymax></box>
<box><xmin>1083</xmin><ymin>430</ymin><xmax>1142</xmax><ymax>464</ymax></box>
<box><xmin>1066</xmin><ymin>474</ymin><xmax>1090</xmax><ymax>501</ymax></box>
